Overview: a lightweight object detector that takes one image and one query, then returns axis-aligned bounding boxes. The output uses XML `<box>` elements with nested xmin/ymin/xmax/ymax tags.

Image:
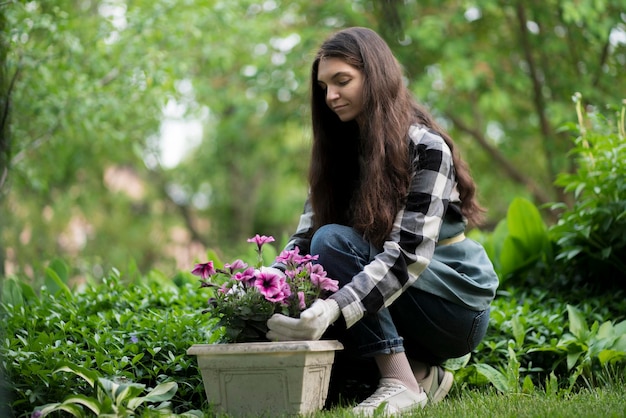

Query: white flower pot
<box><xmin>187</xmin><ymin>340</ymin><xmax>343</xmax><ymax>416</ymax></box>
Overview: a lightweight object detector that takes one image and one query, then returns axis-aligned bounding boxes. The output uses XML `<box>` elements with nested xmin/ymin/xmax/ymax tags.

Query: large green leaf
<box><xmin>507</xmin><ymin>197</ymin><xmax>549</xmax><ymax>251</ymax></box>
<box><xmin>499</xmin><ymin>198</ymin><xmax>550</xmax><ymax>277</ymax></box>
<box><xmin>44</xmin><ymin>265</ymin><xmax>72</xmax><ymax>298</ymax></box>
<box><xmin>62</xmin><ymin>395</ymin><xmax>101</xmax><ymax>416</ymax></box>
<box><xmin>54</xmin><ymin>364</ymin><xmax>98</xmax><ymax>388</ymax></box>
<box><xmin>126</xmin><ymin>382</ymin><xmax>178</xmax><ymax>410</ymax></box>
<box><xmin>37</xmin><ymin>402</ymin><xmax>84</xmax><ymax>417</ymax></box>
<box><xmin>567</xmin><ymin>304</ymin><xmax>590</xmax><ymax>341</ymax></box>
<box><xmin>0</xmin><ymin>278</ymin><xmax>36</xmax><ymax>306</ymax></box>
<box><xmin>473</xmin><ymin>363</ymin><xmax>509</xmax><ymax>393</ymax></box>
<box><xmin>97</xmin><ymin>377</ymin><xmax>145</xmax><ymax>406</ymax></box>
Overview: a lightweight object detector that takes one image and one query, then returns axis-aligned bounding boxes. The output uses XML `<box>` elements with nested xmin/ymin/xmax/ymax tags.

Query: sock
<box><xmin>408</xmin><ymin>358</ymin><xmax>429</xmax><ymax>381</ymax></box>
<box><xmin>374</xmin><ymin>352</ymin><xmax>421</xmax><ymax>393</ymax></box>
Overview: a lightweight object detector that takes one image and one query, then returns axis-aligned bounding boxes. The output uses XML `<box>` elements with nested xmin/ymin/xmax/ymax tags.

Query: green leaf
<box><xmin>62</xmin><ymin>394</ymin><xmax>101</xmax><ymax>415</ymax></box>
<box><xmin>131</xmin><ymin>353</ymin><xmax>145</xmax><ymax>365</ymax></box>
<box><xmin>566</xmin><ymin>351</ymin><xmax>583</xmax><ymax>371</ymax></box>
<box><xmin>613</xmin><ymin>320</ymin><xmax>626</xmax><ymax>336</ymax></box>
<box><xmin>37</xmin><ymin>402</ymin><xmax>84</xmax><ymax>417</ymax></box>
<box><xmin>175</xmin><ymin>411</ymin><xmax>205</xmax><ymax>418</ymax></box>
<box><xmin>48</xmin><ymin>258</ymin><xmax>70</xmax><ymax>283</ymax></box>
<box><xmin>507</xmin><ymin>197</ymin><xmax>547</xmax><ymax>242</ymax></box>
<box><xmin>473</xmin><ymin>363</ymin><xmax>510</xmax><ymax>393</ymax></box>
<box><xmin>127</xmin><ymin>382</ymin><xmax>178</xmax><ymax>410</ymax></box>
<box><xmin>54</xmin><ymin>364</ymin><xmax>98</xmax><ymax>388</ymax></box>
<box><xmin>1</xmin><ymin>278</ymin><xmax>38</xmax><ymax>306</ymax></box>
<box><xmin>507</xmin><ymin>197</ymin><xmax>551</xmax><ymax>258</ymax></box>
<box><xmin>521</xmin><ymin>375</ymin><xmax>534</xmax><ymax>394</ymax></box>
<box><xmin>114</xmin><ymin>382</ymin><xmax>145</xmax><ymax>406</ymax></box>
<box><xmin>500</xmin><ymin>236</ymin><xmax>536</xmax><ymax>277</ymax></box>
<box><xmin>611</xmin><ymin>334</ymin><xmax>626</xmax><ymax>352</ymax></box>
<box><xmin>96</xmin><ymin>377</ymin><xmax>145</xmax><ymax>406</ymax></box>
<box><xmin>98</xmin><ymin>378</ymin><xmax>120</xmax><ymax>400</ymax></box>
<box><xmin>597</xmin><ymin>349</ymin><xmax>626</xmax><ymax>366</ymax></box>
<box><xmin>442</xmin><ymin>353</ymin><xmax>471</xmax><ymax>371</ymax></box>
<box><xmin>596</xmin><ymin>320</ymin><xmax>614</xmax><ymax>340</ymax></box>
<box><xmin>45</xmin><ymin>266</ymin><xmax>72</xmax><ymax>298</ymax></box>
<box><xmin>1</xmin><ymin>279</ymin><xmax>25</xmax><ymax>306</ymax></box>
<box><xmin>545</xmin><ymin>372</ymin><xmax>559</xmax><ymax>396</ymax></box>
<box><xmin>511</xmin><ymin>315</ymin><xmax>525</xmax><ymax>348</ymax></box>
<box><xmin>567</xmin><ymin>304</ymin><xmax>589</xmax><ymax>340</ymax></box>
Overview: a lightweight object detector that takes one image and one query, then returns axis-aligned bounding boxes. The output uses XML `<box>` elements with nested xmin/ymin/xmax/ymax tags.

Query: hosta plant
<box><xmin>31</xmin><ymin>363</ymin><xmax>200</xmax><ymax>417</ymax></box>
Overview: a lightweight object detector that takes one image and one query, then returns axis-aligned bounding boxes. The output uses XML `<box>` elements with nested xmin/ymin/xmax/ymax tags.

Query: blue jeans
<box><xmin>311</xmin><ymin>224</ymin><xmax>490</xmax><ymax>365</ymax></box>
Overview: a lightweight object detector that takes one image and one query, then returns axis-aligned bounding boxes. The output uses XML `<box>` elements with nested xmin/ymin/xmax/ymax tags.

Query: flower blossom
<box><xmin>233</xmin><ymin>266</ymin><xmax>256</xmax><ymax>286</ymax></box>
<box><xmin>218</xmin><ymin>283</ymin><xmax>230</xmax><ymax>295</ymax></box>
<box><xmin>276</xmin><ymin>247</ymin><xmax>319</xmax><ymax>267</ymax></box>
<box><xmin>311</xmin><ymin>273</ymin><xmax>339</xmax><ymax>292</ymax></box>
<box><xmin>254</xmin><ymin>267</ymin><xmax>288</xmax><ymax>302</ymax></box>
<box><xmin>267</xmin><ymin>281</ymin><xmax>291</xmax><ymax>304</ymax></box>
<box><xmin>192</xmin><ymin>261</ymin><xmax>216</xmax><ymax>279</ymax></box>
<box><xmin>297</xmin><ymin>291</ymin><xmax>306</xmax><ymax>310</ymax></box>
<box><xmin>224</xmin><ymin>259</ymin><xmax>247</xmax><ymax>273</ymax></box>
<box><xmin>247</xmin><ymin>234</ymin><xmax>275</xmax><ymax>251</ymax></box>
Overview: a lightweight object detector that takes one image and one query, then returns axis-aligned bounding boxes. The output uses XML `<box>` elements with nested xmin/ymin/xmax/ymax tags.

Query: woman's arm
<box><xmin>330</xmin><ymin>126</ymin><xmax>456</xmax><ymax>328</ymax></box>
<box><xmin>282</xmin><ymin>197</ymin><xmax>315</xmax><ymax>256</ymax></box>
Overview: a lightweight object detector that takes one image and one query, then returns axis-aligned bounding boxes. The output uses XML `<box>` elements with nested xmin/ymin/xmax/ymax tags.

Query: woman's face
<box><xmin>317</xmin><ymin>57</ymin><xmax>365</xmax><ymax>122</ymax></box>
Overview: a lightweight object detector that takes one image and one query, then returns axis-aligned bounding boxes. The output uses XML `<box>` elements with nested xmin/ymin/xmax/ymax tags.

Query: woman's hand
<box><xmin>266</xmin><ymin>299</ymin><xmax>341</xmax><ymax>341</ymax></box>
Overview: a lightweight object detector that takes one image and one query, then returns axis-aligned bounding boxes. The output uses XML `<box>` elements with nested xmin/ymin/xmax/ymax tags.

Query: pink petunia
<box><xmin>297</xmin><ymin>291</ymin><xmax>306</xmax><ymax>310</ymax></box>
<box><xmin>284</xmin><ymin>269</ymin><xmax>298</xmax><ymax>280</ymax></box>
<box><xmin>299</xmin><ymin>253</ymin><xmax>319</xmax><ymax>264</ymax></box>
<box><xmin>233</xmin><ymin>266</ymin><xmax>256</xmax><ymax>285</ymax></box>
<box><xmin>247</xmin><ymin>234</ymin><xmax>275</xmax><ymax>251</ymax></box>
<box><xmin>311</xmin><ymin>273</ymin><xmax>339</xmax><ymax>292</ymax></box>
<box><xmin>218</xmin><ymin>283</ymin><xmax>230</xmax><ymax>294</ymax></box>
<box><xmin>276</xmin><ymin>247</ymin><xmax>320</xmax><ymax>267</ymax></box>
<box><xmin>275</xmin><ymin>247</ymin><xmax>302</xmax><ymax>265</ymax></box>
<box><xmin>224</xmin><ymin>259</ymin><xmax>247</xmax><ymax>273</ymax></box>
<box><xmin>308</xmin><ymin>263</ymin><xmax>326</xmax><ymax>275</ymax></box>
<box><xmin>191</xmin><ymin>262</ymin><xmax>216</xmax><ymax>279</ymax></box>
<box><xmin>265</xmin><ymin>281</ymin><xmax>291</xmax><ymax>304</ymax></box>
<box><xmin>254</xmin><ymin>268</ymin><xmax>286</xmax><ymax>300</ymax></box>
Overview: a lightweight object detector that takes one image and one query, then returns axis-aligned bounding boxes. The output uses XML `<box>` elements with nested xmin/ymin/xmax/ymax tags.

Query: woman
<box><xmin>266</xmin><ymin>27</ymin><xmax>498</xmax><ymax>415</ymax></box>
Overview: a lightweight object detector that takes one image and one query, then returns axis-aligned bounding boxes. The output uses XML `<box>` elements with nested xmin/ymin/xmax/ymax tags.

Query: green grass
<box><xmin>420</xmin><ymin>387</ymin><xmax>626</xmax><ymax>418</ymax></box>
<box><xmin>314</xmin><ymin>385</ymin><xmax>626</xmax><ymax>418</ymax></box>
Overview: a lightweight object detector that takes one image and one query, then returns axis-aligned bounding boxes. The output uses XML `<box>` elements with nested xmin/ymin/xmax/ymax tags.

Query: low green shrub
<box><xmin>550</xmin><ymin>95</ymin><xmax>626</xmax><ymax>287</ymax></box>
<box><xmin>468</xmin><ymin>288</ymin><xmax>626</xmax><ymax>393</ymax></box>
<box><xmin>472</xmin><ymin>98</ymin><xmax>626</xmax><ymax>291</ymax></box>
<box><xmin>32</xmin><ymin>363</ymin><xmax>199</xmax><ymax>417</ymax></box>
<box><xmin>1</xmin><ymin>263</ymin><xmax>212</xmax><ymax>417</ymax></box>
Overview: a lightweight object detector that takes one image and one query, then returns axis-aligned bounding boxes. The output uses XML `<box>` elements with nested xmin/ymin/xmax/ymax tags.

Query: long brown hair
<box><xmin>309</xmin><ymin>27</ymin><xmax>483</xmax><ymax>246</ymax></box>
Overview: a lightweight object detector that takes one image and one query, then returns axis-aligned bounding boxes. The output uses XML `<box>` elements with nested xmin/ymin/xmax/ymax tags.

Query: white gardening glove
<box><xmin>266</xmin><ymin>299</ymin><xmax>341</xmax><ymax>341</ymax></box>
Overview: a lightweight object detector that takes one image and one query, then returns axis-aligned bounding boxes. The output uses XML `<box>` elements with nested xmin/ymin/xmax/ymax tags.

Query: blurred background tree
<box><xmin>1</xmin><ymin>0</ymin><xmax>624</xmax><ymax>282</ymax></box>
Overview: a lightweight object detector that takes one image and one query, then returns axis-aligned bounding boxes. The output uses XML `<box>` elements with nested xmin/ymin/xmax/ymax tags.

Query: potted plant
<box><xmin>187</xmin><ymin>235</ymin><xmax>343</xmax><ymax>416</ymax></box>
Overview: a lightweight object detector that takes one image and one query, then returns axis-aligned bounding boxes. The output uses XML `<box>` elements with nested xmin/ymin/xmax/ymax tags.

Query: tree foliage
<box><xmin>1</xmin><ymin>0</ymin><xmax>624</xmax><ymax>280</ymax></box>
<box><xmin>391</xmin><ymin>0</ymin><xmax>625</xmax><ymax>215</ymax></box>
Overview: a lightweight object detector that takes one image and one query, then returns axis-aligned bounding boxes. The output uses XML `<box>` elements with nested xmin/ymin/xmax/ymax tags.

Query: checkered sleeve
<box><xmin>330</xmin><ymin>126</ymin><xmax>455</xmax><ymax>328</ymax></box>
<box><xmin>283</xmin><ymin>197</ymin><xmax>315</xmax><ymax>256</ymax></box>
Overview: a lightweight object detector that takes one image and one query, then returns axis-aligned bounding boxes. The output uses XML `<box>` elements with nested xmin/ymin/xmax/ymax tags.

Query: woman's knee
<box><xmin>310</xmin><ymin>224</ymin><xmax>355</xmax><ymax>255</ymax></box>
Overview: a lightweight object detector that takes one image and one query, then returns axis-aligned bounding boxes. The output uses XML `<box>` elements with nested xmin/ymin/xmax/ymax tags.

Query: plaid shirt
<box><xmin>284</xmin><ymin>125</ymin><xmax>458</xmax><ymax>328</ymax></box>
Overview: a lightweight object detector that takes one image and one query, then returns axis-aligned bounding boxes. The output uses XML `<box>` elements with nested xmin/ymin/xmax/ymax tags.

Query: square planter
<box><xmin>187</xmin><ymin>340</ymin><xmax>343</xmax><ymax>416</ymax></box>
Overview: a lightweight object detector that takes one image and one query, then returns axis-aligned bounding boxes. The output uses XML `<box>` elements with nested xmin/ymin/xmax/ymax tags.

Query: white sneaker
<box><xmin>352</xmin><ymin>378</ymin><xmax>427</xmax><ymax>416</ymax></box>
<box><xmin>418</xmin><ymin>365</ymin><xmax>453</xmax><ymax>404</ymax></box>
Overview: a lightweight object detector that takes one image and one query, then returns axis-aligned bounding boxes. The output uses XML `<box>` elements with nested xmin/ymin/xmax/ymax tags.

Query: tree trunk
<box><xmin>1</xmin><ymin>9</ymin><xmax>10</xmax><ymax>277</ymax></box>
